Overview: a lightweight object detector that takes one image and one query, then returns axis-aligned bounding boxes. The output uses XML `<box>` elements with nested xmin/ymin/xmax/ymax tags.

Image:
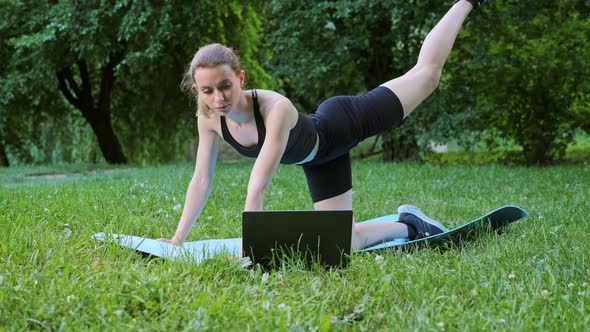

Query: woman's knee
<box><xmin>380</xmin><ymin>64</ymin><xmax>442</xmax><ymax>116</ymax></box>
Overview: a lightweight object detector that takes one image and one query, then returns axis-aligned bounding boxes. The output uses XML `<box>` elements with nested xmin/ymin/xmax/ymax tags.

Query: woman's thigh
<box><xmin>312</xmin><ymin>189</ymin><xmax>352</xmax><ymax>210</ymax></box>
<box><xmin>380</xmin><ymin>64</ymin><xmax>441</xmax><ymax>117</ymax></box>
<box><xmin>303</xmin><ymin>153</ymin><xmax>352</xmax><ymax>203</ymax></box>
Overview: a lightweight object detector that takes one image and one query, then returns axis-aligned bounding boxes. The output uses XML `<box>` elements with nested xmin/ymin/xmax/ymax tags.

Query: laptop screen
<box><xmin>242</xmin><ymin>210</ymin><xmax>353</xmax><ymax>268</ymax></box>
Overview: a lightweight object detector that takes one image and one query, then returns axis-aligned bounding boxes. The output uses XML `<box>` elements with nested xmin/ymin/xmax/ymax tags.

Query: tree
<box><xmin>0</xmin><ymin>1</ymin><xmax>71</xmax><ymax>166</ymax></box>
<box><xmin>1</xmin><ymin>0</ymin><xmax>271</xmax><ymax>165</ymax></box>
<box><xmin>442</xmin><ymin>1</ymin><xmax>590</xmax><ymax>164</ymax></box>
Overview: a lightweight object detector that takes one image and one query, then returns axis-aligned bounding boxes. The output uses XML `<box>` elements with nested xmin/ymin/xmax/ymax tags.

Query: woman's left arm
<box><xmin>244</xmin><ymin>99</ymin><xmax>297</xmax><ymax>211</ymax></box>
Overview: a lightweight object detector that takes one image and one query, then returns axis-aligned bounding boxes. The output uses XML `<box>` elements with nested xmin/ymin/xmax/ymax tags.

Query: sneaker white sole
<box><xmin>397</xmin><ymin>204</ymin><xmax>448</xmax><ymax>232</ymax></box>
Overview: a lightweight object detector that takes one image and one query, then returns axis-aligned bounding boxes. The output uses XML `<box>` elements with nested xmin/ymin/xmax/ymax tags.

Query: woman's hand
<box><xmin>157</xmin><ymin>236</ymin><xmax>181</xmax><ymax>246</ymax></box>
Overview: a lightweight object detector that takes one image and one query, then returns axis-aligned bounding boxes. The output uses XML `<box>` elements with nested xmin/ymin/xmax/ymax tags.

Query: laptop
<box><xmin>242</xmin><ymin>210</ymin><xmax>353</xmax><ymax>268</ymax></box>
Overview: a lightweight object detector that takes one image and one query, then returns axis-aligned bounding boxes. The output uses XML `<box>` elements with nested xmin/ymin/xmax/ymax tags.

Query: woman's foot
<box><xmin>397</xmin><ymin>205</ymin><xmax>448</xmax><ymax>239</ymax></box>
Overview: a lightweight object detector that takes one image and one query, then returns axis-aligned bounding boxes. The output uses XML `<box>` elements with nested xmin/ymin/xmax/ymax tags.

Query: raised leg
<box><xmin>381</xmin><ymin>1</ymin><xmax>473</xmax><ymax>117</ymax></box>
<box><xmin>313</xmin><ymin>189</ymin><xmax>409</xmax><ymax>250</ymax></box>
<box><xmin>311</xmin><ymin>2</ymin><xmax>476</xmax><ymax>250</ymax></box>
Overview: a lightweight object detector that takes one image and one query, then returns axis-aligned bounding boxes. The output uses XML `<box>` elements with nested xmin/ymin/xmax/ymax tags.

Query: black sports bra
<box><xmin>220</xmin><ymin>90</ymin><xmax>317</xmax><ymax>164</ymax></box>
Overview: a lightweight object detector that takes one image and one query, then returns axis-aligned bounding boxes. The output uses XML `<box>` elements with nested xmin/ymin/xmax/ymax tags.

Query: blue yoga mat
<box><xmin>93</xmin><ymin>205</ymin><xmax>527</xmax><ymax>265</ymax></box>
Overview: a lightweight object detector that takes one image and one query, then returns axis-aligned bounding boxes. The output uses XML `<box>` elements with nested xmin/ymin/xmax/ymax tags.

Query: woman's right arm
<box><xmin>161</xmin><ymin>116</ymin><xmax>219</xmax><ymax>245</ymax></box>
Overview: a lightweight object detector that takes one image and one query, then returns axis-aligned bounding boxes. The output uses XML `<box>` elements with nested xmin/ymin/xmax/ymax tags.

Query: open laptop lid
<box><xmin>242</xmin><ymin>210</ymin><xmax>353</xmax><ymax>268</ymax></box>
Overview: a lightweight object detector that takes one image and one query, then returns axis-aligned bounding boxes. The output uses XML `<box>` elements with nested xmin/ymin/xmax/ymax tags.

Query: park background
<box><xmin>1</xmin><ymin>0</ymin><xmax>589</xmax><ymax>167</ymax></box>
<box><xmin>1</xmin><ymin>1</ymin><xmax>589</xmax><ymax>330</ymax></box>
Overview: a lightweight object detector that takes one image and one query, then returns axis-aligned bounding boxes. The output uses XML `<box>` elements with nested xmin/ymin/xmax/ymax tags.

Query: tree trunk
<box><xmin>357</xmin><ymin>7</ymin><xmax>421</xmax><ymax>162</ymax></box>
<box><xmin>56</xmin><ymin>54</ymin><xmax>128</xmax><ymax>164</ymax></box>
<box><xmin>86</xmin><ymin>111</ymin><xmax>127</xmax><ymax>164</ymax></box>
<box><xmin>521</xmin><ymin>138</ymin><xmax>566</xmax><ymax>165</ymax></box>
<box><xmin>0</xmin><ymin>140</ymin><xmax>9</xmax><ymax>167</ymax></box>
<box><xmin>517</xmin><ymin>91</ymin><xmax>567</xmax><ymax>165</ymax></box>
<box><xmin>381</xmin><ymin>128</ymin><xmax>420</xmax><ymax>162</ymax></box>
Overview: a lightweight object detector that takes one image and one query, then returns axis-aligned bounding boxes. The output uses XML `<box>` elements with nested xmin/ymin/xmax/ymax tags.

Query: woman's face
<box><xmin>193</xmin><ymin>64</ymin><xmax>245</xmax><ymax>116</ymax></box>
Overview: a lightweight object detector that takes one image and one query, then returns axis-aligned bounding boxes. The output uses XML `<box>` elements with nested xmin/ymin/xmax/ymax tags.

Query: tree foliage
<box><xmin>0</xmin><ymin>0</ymin><xmax>271</xmax><ymax>165</ymax></box>
<box><xmin>2</xmin><ymin>1</ymin><xmax>588</xmax><ymax>166</ymax></box>
<box><xmin>442</xmin><ymin>0</ymin><xmax>590</xmax><ymax>164</ymax></box>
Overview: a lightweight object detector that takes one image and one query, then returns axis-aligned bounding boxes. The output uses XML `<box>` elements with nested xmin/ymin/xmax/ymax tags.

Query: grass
<box><xmin>1</xmin><ymin>161</ymin><xmax>589</xmax><ymax>330</ymax></box>
<box><xmin>353</xmin><ymin>132</ymin><xmax>590</xmax><ymax>165</ymax></box>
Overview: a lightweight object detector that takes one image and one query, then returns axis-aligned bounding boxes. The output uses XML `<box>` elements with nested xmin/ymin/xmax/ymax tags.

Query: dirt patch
<box><xmin>24</xmin><ymin>168</ymin><xmax>132</xmax><ymax>179</ymax></box>
<box><xmin>24</xmin><ymin>173</ymin><xmax>69</xmax><ymax>179</ymax></box>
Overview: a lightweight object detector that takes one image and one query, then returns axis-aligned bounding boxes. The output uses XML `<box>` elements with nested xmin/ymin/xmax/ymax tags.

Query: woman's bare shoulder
<box><xmin>251</xmin><ymin>89</ymin><xmax>298</xmax><ymax>130</ymax></box>
<box><xmin>252</xmin><ymin>89</ymin><xmax>296</xmax><ymax>112</ymax></box>
<box><xmin>252</xmin><ymin>89</ymin><xmax>290</xmax><ymax>103</ymax></box>
<box><xmin>197</xmin><ymin>113</ymin><xmax>222</xmax><ymax>136</ymax></box>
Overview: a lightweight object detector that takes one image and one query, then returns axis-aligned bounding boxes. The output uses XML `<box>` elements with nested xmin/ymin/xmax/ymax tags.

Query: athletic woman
<box><xmin>160</xmin><ymin>0</ymin><xmax>488</xmax><ymax>250</ymax></box>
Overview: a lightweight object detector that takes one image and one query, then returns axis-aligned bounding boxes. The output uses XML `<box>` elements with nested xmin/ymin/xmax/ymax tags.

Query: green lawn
<box><xmin>1</xmin><ymin>161</ymin><xmax>589</xmax><ymax>330</ymax></box>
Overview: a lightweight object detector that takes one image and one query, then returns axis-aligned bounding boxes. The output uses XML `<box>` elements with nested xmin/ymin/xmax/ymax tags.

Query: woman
<box><xmin>160</xmin><ymin>0</ymin><xmax>487</xmax><ymax>250</ymax></box>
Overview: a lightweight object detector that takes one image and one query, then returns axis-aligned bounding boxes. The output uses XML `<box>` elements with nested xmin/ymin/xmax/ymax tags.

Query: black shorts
<box><xmin>302</xmin><ymin>86</ymin><xmax>404</xmax><ymax>203</ymax></box>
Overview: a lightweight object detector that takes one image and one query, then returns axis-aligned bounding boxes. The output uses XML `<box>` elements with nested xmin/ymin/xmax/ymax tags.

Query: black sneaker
<box><xmin>397</xmin><ymin>205</ymin><xmax>448</xmax><ymax>240</ymax></box>
<box><xmin>454</xmin><ymin>0</ymin><xmax>488</xmax><ymax>11</ymax></box>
